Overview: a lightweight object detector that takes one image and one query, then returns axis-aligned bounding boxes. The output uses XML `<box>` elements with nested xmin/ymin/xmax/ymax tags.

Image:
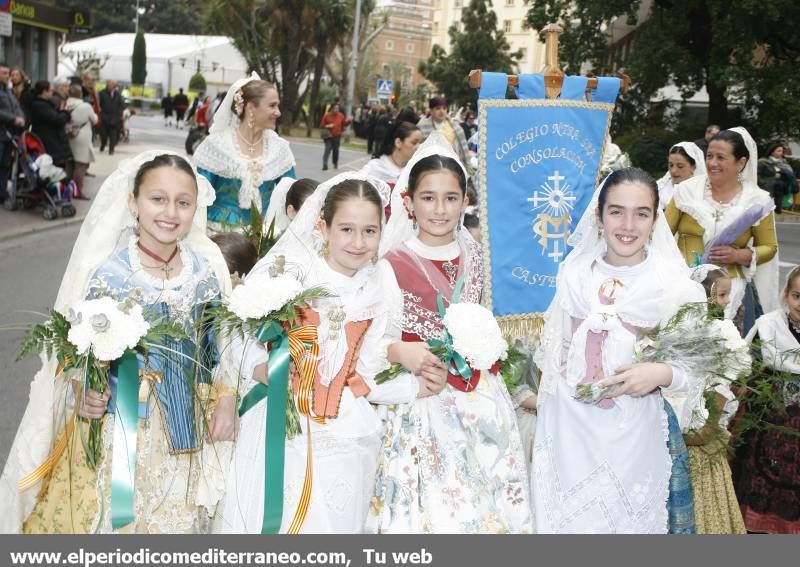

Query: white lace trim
<box><xmin>193</xmin><ymin>129</ymin><xmax>295</xmax><ymax>192</ymax></box>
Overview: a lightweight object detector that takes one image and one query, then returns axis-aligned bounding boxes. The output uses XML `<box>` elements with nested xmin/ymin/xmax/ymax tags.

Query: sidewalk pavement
<box><xmin>0</xmin><ymin>140</ymin><xmax>165</xmax><ymax>242</ymax></box>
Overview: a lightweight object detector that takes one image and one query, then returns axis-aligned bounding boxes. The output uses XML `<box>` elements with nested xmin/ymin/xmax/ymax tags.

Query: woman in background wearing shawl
<box><xmin>194</xmin><ymin>73</ymin><xmax>296</xmax><ymax>233</ymax></box>
<box><xmin>656</xmin><ymin>142</ymin><xmax>706</xmax><ymax>210</ymax></box>
<box><xmin>665</xmin><ymin>127</ymin><xmax>778</xmax><ymax>333</ymax></box>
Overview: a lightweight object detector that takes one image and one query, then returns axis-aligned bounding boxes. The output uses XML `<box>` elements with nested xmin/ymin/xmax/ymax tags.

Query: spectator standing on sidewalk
<box><xmin>81</xmin><ymin>73</ymin><xmax>101</xmax><ymax>146</ymax></box>
<box><xmin>10</xmin><ymin>67</ymin><xmax>33</xmax><ymax>124</ymax></box>
<box><xmin>319</xmin><ymin>102</ymin><xmax>351</xmax><ymax>171</ymax></box>
<box><xmin>98</xmin><ymin>79</ymin><xmax>124</xmax><ymax>155</ymax></box>
<box><xmin>0</xmin><ymin>62</ymin><xmax>26</xmax><ymax>202</ymax></box>
<box><xmin>173</xmin><ymin>88</ymin><xmax>189</xmax><ymax>129</ymax></box>
<box><xmin>161</xmin><ymin>92</ymin><xmax>174</xmax><ymax>126</ymax></box>
<box><xmin>65</xmin><ymin>84</ymin><xmax>98</xmax><ymax>198</ymax></box>
<box><xmin>30</xmin><ymin>80</ymin><xmax>73</xmax><ymax>169</ymax></box>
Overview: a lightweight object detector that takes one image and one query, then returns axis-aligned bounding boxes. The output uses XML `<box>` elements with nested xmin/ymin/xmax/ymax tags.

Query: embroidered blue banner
<box><xmin>479</xmin><ymin>85</ymin><xmax>618</xmax><ymax>319</ymax></box>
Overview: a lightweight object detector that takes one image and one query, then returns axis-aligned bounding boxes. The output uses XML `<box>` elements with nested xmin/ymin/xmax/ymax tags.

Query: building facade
<box><xmin>430</xmin><ymin>0</ymin><xmax>546</xmax><ymax>74</ymax></box>
<box><xmin>0</xmin><ymin>0</ymin><xmax>88</xmax><ymax>82</ymax></box>
<box><xmin>369</xmin><ymin>0</ymin><xmax>434</xmax><ymax>100</ymax></box>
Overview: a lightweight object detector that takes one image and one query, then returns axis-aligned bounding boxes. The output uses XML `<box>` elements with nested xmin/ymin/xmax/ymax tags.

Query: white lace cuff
<box><xmin>366</xmin><ymin>372</ymin><xmax>418</xmax><ymax>405</ymax></box>
<box><xmin>512</xmin><ymin>384</ymin><xmax>537</xmax><ymax>409</ymax></box>
<box><xmin>661</xmin><ymin>363</ymin><xmax>690</xmax><ymax>393</ymax></box>
<box><xmin>229</xmin><ymin>333</ymin><xmax>268</xmax><ymax>394</ymax></box>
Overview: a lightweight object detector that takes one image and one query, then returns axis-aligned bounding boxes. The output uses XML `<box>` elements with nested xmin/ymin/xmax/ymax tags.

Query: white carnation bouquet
<box><xmin>376</xmin><ymin>281</ymin><xmax>508</xmax><ymax>386</ymax></box>
<box><xmin>19</xmin><ymin>294</ymin><xmax>184</xmax><ymax>468</ymax></box>
<box><xmin>208</xmin><ymin>256</ymin><xmax>333</xmax><ymax>437</ymax></box>
<box><xmin>574</xmin><ymin>303</ymin><xmax>752</xmax><ymax>413</ymax></box>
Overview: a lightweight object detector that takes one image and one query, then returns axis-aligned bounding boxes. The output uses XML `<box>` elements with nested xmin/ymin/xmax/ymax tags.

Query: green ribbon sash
<box><xmin>428</xmin><ymin>275</ymin><xmax>472</xmax><ymax>381</ymax></box>
<box><xmin>110</xmin><ymin>349</ymin><xmax>140</xmax><ymax>529</ymax></box>
<box><xmin>238</xmin><ymin>320</ymin><xmax>291</xmax><ymax>534</ymax></box>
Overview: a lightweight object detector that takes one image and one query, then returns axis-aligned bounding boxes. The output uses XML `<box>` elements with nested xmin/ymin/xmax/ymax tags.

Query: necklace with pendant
<box><xmin>441</xmin><ymin>259</ymin><xmax>458</xmax><ymax>286</ymax></box>
<box><xmin>236</xmin><ymin>129</ymin><xmax>263</xmax><ymax>155</ymax></box>
<box><xmin>327</xmin><ymin>305</ymin><xmax>346</xmax><ymax>341</ymax></box>
<box><xmin>789</xmin><ymin>314</ymin><xmax>800</xmax><ymax>335</ymax></box>
<box><xmin>137</xmin><ymin>241</ymin><xmax>179</xmax><ymax>279</ymax></box>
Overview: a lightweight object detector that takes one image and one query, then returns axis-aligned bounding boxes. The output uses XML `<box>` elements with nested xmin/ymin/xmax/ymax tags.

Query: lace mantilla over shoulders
<box><xmin>86</xmin><ymin>239</ymin><xmax>220</xmax><ymax>327</ymax></box>
<box><xmin>193</xmin><ymin>129</ymin><xmax>295</xmax><ymax>184</ymax></box>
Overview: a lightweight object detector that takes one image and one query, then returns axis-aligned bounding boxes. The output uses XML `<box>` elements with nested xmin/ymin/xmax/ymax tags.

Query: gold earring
<box><xmin>371</xmin><ymin>254</ymin><xmax>378</xmax><ymax>265</ymax></box>
<box><xmin>248</xmin><ymin>113</ymin><xmax>255</xmax><ymax>129</ymax></box>
<box><xmin>319</xmin><ymin>241</ymin><xmax>330</xmax><ymax>257</ymax></box>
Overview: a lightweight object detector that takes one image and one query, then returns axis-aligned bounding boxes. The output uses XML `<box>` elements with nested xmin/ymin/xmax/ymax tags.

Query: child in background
<box><xmin>675</xmin><ymin>265</ymin><xmax>745</xmax><ymax>533</ymax></box>
<box><xmin>211</xmin><ymin>233</ymin><xmax>258</xmax><ymax>285</ymax></box>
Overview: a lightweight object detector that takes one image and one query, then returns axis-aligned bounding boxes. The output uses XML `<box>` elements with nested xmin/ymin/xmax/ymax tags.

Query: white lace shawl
<box><xmin>747</xmin><ymin>309</ymin><xmax>800</xmax><ymax>374</ymax></box>
<box><xmin>672</xmin><ymin>174</ymin><xmax>779</xmax><ymax>313</ymax></box>
<box><xmin>193</xmin><ymin>129</ymin><xmax>295</xmax><ymax>211</ymax></box>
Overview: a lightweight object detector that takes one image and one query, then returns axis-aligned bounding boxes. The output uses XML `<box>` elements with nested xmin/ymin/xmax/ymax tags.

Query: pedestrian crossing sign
<box><xmin>377</xmin><ymin>79</ymin><xmax>393</xmax><ymax>98</ymax></box>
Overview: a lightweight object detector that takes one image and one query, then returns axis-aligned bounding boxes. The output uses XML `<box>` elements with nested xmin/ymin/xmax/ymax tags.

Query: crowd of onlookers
<box><xmin>0</xmin><ymin>63</ymin><xmax>132</xmax><ymax>201</ymax></box>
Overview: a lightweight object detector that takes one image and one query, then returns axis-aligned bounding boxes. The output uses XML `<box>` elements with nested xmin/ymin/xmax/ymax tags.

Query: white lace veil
<box><xmin>380</xmin><ymin>131</ymin><xmax>471</xmax><ymax>257</ymax></box>
<box><xmin>689</xmin><ymin>263</ymin><xmax>723</xmax><ymax>286</ymax></box>
<box><xmin>263</xmin><ymin>176</ymin><xmax>296</xmax><ymax>235</ymax></box>
<box><xmin>250</xmin><ymin>171</ymin><xmax>392</xmax><ymax>279</ymax></box>
<box><xmin>534</xmin><ymin>170</ymin><xmax>690</xmax><ymax>406</ymax></box>
<box><xmin>729</xmin><ymin>126</ymin><xmax>758</xmax><ymax>185</ymax></box>
<box><xmin>0</xmin><ymin>150</ymin><xmax>231</xmax><ymax>533</ymax></box>
<box><xmin>656</xmin><ymin>141</ymin><xmax>707</xmax><ymax>193</ymax></box>
<box><xmin>208</xmin><ymin>71</ymin><xmax>261</xmax><ymax>136</ymax></box>
<box><xmin>56</xmin><ymin>150</ymin><xmax>231</xmax><ymax>311</ymax></box>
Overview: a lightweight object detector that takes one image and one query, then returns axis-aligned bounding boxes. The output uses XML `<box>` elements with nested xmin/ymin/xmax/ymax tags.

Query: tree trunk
<box><xmin>306</xmin><ymin>43</ymin><xmax>328</xmax><ymax>137</ymax></box>
<box><xmin>706</xmin><ymin>77</ymin><xmax>729</xmax><ymax>126</ymax></box>
<box><xmin>277</xmin><ymin>8</ymin><xmax>303</xmax><ymax>137</ymax></box>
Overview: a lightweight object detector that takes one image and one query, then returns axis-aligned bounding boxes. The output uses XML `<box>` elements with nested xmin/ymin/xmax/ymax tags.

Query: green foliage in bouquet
<box><xmin>500</xmin><ymin>344</ymin><xmax>527</xmax><ymax>394</ymax></box>
<box><xmin>17</xmin><ymin>305</ymin><xmax>190</xmax><ymax>469</ymax></box>
<box><xmin>242</xmin><ymin>204</ymin><xmax>279</xmax><ymax>259</ymax></box>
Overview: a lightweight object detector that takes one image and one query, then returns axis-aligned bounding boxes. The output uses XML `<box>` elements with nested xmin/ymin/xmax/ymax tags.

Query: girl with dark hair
<box><xmin>733</xmin><ymin>266</ymin><xmax>800</xmax><ymax>534</ymax></box>
<box><xmin>367</xmin><ymin>135</ymin><xmax>532</xmax><ymax>533</ymax></box>
<box><xmin>665</xmin><ymin>127</ymin><xmax>779</xmax><ymax>333</ymax></box>
<box><xmin>220</xmin><ymin>173</ymin><xmax>447</xmax><ymax>533</ymax></box>
<box><xmin>656</xmin><ymin>141</ymin><xmax>706</xmax><ymax>209</ymax></box>
<box><xmin>531</xmin><ymin>167</ymin><xmax>708</xmax><ymax>533</ymax></box>
<box><xmin>194</xmin><ymin>73</ymin><xmax>296</xmax><ymax>233</ymax></box>
<box><xmin>263</xmin><ymin>177</ymin><xmax>320</xmax><ymax>236</ymax></box>
<box><xmin>0</xmin><ymin>152</ymin><xmax>235</xmax><ymax>533</ymax></box>
<box><xmin>360</xmin><ymin>120</ymin><xmax>422</xmax><ymax>190</ymax></box>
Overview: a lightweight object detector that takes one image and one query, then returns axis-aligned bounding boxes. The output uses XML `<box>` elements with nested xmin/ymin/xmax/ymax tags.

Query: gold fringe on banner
<box><xmin>497</xmin><ymin>313</ymin><xmax>545</xmax><ymax>342</ymax></box>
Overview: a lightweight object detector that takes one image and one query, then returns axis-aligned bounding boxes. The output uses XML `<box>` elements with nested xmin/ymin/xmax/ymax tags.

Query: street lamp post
<box><xmin>134</xmin><ymin>0</ymin><xmax>145</xmax><ymax>34</ymax></box>
<box><xmin>344</xmin><ymin>0</ymin><xmax>362</xmax><ymax>126</ymax></box>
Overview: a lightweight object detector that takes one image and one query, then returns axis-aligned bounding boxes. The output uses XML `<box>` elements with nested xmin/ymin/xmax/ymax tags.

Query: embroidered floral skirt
<box><xmin>367</xmin><ymin>371</ymin><xmax>532</xmax><ymax>533</ymax></box>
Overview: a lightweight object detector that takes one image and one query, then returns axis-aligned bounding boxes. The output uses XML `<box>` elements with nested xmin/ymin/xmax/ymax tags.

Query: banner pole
<box><xmin>541</xmin><ymin>23</ymin><xmax>564</xmax><ymax>99</ymax></box>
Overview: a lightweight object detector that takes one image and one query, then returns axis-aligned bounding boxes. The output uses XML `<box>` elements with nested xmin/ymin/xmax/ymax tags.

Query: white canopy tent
<box><xmin>58</xmin><ymin>33</ymin><xmax>250</xmax><ymax>98</ymax></box>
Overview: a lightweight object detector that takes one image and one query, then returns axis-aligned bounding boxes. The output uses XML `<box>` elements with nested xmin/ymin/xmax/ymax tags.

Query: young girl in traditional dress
<box><xmin>668</xmin><ymin>265</ymin><xmax>746</xmax><ymax>533</ymax></box>
<box><xmin>218</xmin><ymin>173</ymin><xmax>448</xmax><ymax>534</ymax></box>
<box><xmin>1</xmin><ymin>152</ymin><xmax>235</xmax><ymax>533</ymax></box>
<box><xmin>532</xmin><ymin>168</ymin><xmax>707</xmax><ymax>534</ymax></box>
<box><xmin>367</xmin><ymin>135</ymin><xmax>533</xmax><ymax>534</ymax></box>
<box><xmin>733</xmin><ymin>266</ymin><xmax>800</xmax><ymax>533</ymax></box>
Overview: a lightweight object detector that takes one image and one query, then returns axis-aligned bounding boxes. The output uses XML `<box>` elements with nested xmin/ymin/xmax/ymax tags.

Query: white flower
<box><xmin>67</xmin><ymin>297</ymin><xmax>150</xmax><ymax>361</ymax></box>
<box><xmin>714</xmin><ymin>319</ymin><xmax>752</xmax><ymax>381</ymax></box>
<box><xmin>717</xmin><ymin>319</ymin><xmax>747</xmax><ymax>351</ymax></box>
<box><xmin>442</xmin><ymin>302</ymin><xmax>508</xmax><ymax>370</ymax></box>
<box><xmin>228</xmin><ymin>273</ymin><xmax>304</xmax><ymax>321</ymax></box>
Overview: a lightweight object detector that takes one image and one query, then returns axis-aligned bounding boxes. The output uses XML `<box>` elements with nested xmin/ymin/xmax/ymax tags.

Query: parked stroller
<box><xmin>3</xmin><ymin>131</ymin><xmax>76</xmax><ymax>220</ymax></box>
